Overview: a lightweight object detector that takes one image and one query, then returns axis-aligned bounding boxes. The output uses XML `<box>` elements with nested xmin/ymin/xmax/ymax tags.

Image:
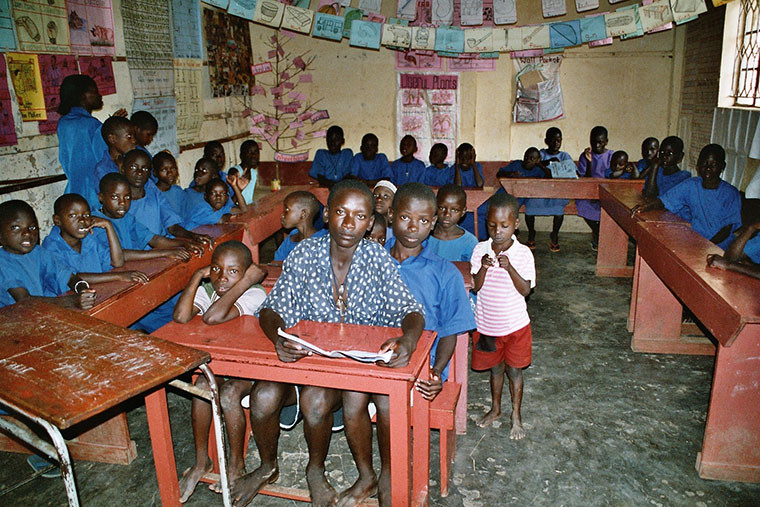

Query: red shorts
<box><xmin>471</xmin><ymin>324</ymin><xmax>532</xmax><ymax>370</ymax></box>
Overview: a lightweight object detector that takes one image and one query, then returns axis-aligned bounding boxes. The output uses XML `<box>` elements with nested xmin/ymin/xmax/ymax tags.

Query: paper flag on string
<box><xmin>228</xmin><ymin>0</ymin><xmax>256</xmax><ymax>21</ymax></box>
<box><xmin>506</xmin><ymin>27</ymin><xmax>524</xmax><ymax>51</ymax></box>
<box><xmin>549</xmin><ymin>20</ymin><xmax>581</xmax><ymax>48</ymax></box>
<box><xmin>313</xmin><ymin>13</ymin><xmax>345</xmax><ymax>41</ymax></box>
<box><xmin>350</xmin><ymin>20</ymin><xmax>382</xmax><ymax>49</ymax></box>
<box><xmin>492</xmin><ymin>28</ymin><xmax>508</xmax><ymax>51</ymax></box>
<box><xmin>620</xmin><ymin>5</ymin><xmax>645</xmax><ymax>39</ymax></box>
<box><xmin>670</xmin><ymin>0</ymin><xmax>706</xmax><ymax>24</ymax></box>
<box><xmin>461</xmin><ymin>0</ymin><xmax>483</xmax><ymax>26</ymax></box>
<box><xmin>639</xmin><ymin>0</ymin><xmax>674</xmax><ymax>32</ymax></box>
<box><xmin>580</xmin><ymin>14</ymin><xmax>607</xmax><ymax>42</ymax></box>
<box><xmin>282</xmin><ymin>6</ymin><xmax>315</xmax><ymax>34</ymax></box>
<box><xmin>522</xmin><ymin>25</ymin><xmax>551</xmax><ymax>49</ymax></box>
<box><xmin>464</xmin><ymin>28</ymin><xmax>493</xmax><ymax>53</ymax></box>
<box><xmin>434</xmin><ymin>27</ymin><xmax>465</xmax><ymax>53</ymax></box>
<box><xmin>343</xmin><ymin>7</ymin><xmax>364</xmax><ymax>39</ymax></box>
<box><xmin>605</xmin><ymin>10</ymin><xmax>639</xmax><ymax>37</ymax></box>
<box><xmin>382</xmin><ymin>23</ymin><xmax>412</xmax><ymax>48</ymax></box>
<box><xmin>253</xmin><ymin>0</ymin><xmax>285</xmax><ymax>27</ymax></box>
<box><xmin>411</xmin><ymin>27</ymin><xmax>436</xmax><ymax>51</ymax></box>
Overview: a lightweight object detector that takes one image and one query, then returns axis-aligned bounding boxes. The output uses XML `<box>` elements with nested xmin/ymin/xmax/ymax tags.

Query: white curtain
<box><xmin>711</xmin><ymin>107</ymin><xmax>760</xmax><ymax>197</ymax></box>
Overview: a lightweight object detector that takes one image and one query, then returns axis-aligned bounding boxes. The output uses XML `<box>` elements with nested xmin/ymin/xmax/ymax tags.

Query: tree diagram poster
<box><xmin>122</xmin><ymin>0</ymin><xmax>173</xmax><ymax>97</ymax></box>
<box><xmin>397</xmin><ymin>73</ymin><xmax>459</xmax><ymax>165</ymax></box>
<box><xmin>67</xmin><ymin>0</ymin><xmax>115</xmax><ymax>55</ymax></box>
<box><xmin>202</xmin><ymin>7</ymin><xmax>253</xmax><ymax>97</ymax></box>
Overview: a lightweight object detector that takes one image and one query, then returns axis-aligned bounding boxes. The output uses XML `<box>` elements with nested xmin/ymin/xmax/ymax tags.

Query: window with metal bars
<box><xmin>734</xmin><ymin>0</ymin><xmax>760</xmax><ymax>106</ymax></box>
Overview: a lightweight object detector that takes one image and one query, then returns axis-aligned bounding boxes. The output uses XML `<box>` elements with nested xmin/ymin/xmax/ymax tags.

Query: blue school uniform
<box><xmin>643</xmin><ymin>166</ymin><xmax>692</xmax><ymax>196</ymax></box>
<box><xmin>309</xmin><ymin>148</ymin><xmax>354</xmax><ymax>182</ymax></box>
<box><xmin>351</xmin><ymin>153</ymin><xmax>392</xmax><ymax>181</ymax></box>
<box><xmin>91</xmin><ymin>209</ymin><xmax>154</xmax><ymax>251</ymax></box>
<box><xmin>423</xmin><ymin>165</ymin><xmax>453</xmax><ymax>187</ymax></box>
<box><xmin>744</xmin><ymin>235</ymin><xmax>760</xmax><ymax>264</ymax></box>
<box><xmin>454</xmin><ymin>163</ymin><xmax>484</xmax><ymax>188</ymax></box>
<box><xmin>57</xmin><ymin>107</ymin><xmax>107</xmax><ymax>206</ymax></box>
<box><xmin>183</xmin><ymin>199</ymin><xmax>234</xmax><ymax>231</ymax></box>
<box><xmin>385</xmin><ymin>238</ymin><xmax>475</xmax><ymax>381</ymax></box>
<box><xmin>576</xmin><ymin>150</ymin><xmax>613</xmax><ymax>221</ymax></box>
<box><xmin>427</xmin><ymin>227</ymin><xmax>478</xmax><ymax>262</ymax></box>
<box><xmin>229</xmin><ymin>164</ymin><xmax>258</xmax><ymax>204</ymax></box>
<box><xmin>161</xmin><ymin>185</ymin><xmax>186</xmax><ymax>215</ymax></box>
<box><xmin>41</xmin><ymin>226</ymin><xmax>113</xmax><ymax>273</ymax></box>
<box><xmin>274</xmin><ymin>228</ymin><xmax>329</xmax><ymax>262</ymax></box>
<box><xmin>660</xmin><ymin>177</ymin><xmax>742</xmax><ymax>250</ymax></box>
<box><xmin>0</xmin><ymin>246</ymin><xmax>73</xmax><ymax>308</ymax></box>
<box><xmin>182</xmin><ymin>187</ymin><xmax>206</xmax><ymax>219</ymax></box>
<box><xmin>390</xmin><ymin>158</ymin><xmax>426</xmax><ymax>186</ymax></box>
<box><xmin>93</xmin><ymin>149</ymin><xmax>119</xmax><ymax>191</ymax></box>
<box><xmin>129</xmin><ymin>181</ymin><xmax>183</xmax><ymax>236</ymax></box>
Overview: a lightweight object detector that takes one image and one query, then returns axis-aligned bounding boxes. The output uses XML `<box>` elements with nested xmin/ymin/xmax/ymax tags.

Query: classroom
<box><xmin>1</xmin><ymin>0</ymin><xmax>760</xmax><ymax>505</ymax></box>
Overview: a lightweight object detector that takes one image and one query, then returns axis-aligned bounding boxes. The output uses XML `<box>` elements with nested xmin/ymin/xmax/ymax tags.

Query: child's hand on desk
<box><xmin>163</xmin><ymin>247</ymin><xmax>192</xmax><ymax>262</ymax></box>
<box><xmin>182</xmin><ymin>240</ymin><xmax>205</xmax><ymax>256</ymax></box>
<box><xmin>379</xmin><ymin>337</ymin><xmax>413</xmax><ymax>368</ymax></box>
<box><xmin>189</xmin><ymin>233</ymin><xmax>214</xmax><ymax>249</ymax></box>
<box><xmin>706</xmin><ymin>254</ymin><xmax>730</xmax><ymax>270</ymax></box>
<box><xmin>275</xmin><ymin>337</ymin><xmax>311</xmax><ymax>363</ymax></box>
<box><xmin>76</xmin><ymin>289</ymin><xmax>96</xmax><ymax>310</ymax></box>
<box><xmin>414</xmin><ymin>368</ymin><xmax>442</xmax><ymax>401</ymax></box>
<box><xmin>497</xmin><ymin>254</ymin><xmax>510</xmax><ymax>271</ymax></box>
<box><xmin>117</xmin><ymin>271</ymin><xmax>149</xmax><ymax>284</ymax></box>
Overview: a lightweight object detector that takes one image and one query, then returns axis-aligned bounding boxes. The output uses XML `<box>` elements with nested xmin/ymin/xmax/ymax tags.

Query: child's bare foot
<box><xmin>230</xmin><ymin>464</ymin><xmax>278</xmax><ymax>507</ymax></box>
<box><xmin>337</xmin><ymin>474</ymin><xmax>377</xmax><ymax>507</ymax></box>
<box><xmin>306</xmin><ymin>466</ymin><xmax>338</xmax><ymax>506</ymax></box>
<box><xmin>476</xmin><ymin>408</ymin><xmax>501</xmax><ymax>428</ymax></box>
<box><xmin>510</xmin><ymin>416</ymin><xmax>525</xmax><ymax>440</ymax></box>
<box><xmin>179</xmin><ymin>459</ymin><xmax>213</xmax><ymax>503</ymax></box>
<box><xmin>208</xmin><ymin>462</ymin><xmax>246</xmax><ymax>494</ymax></box>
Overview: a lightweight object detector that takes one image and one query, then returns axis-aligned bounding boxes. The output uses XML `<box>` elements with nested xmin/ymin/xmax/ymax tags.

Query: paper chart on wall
<box><xmin>37</xmin><ymin>54</ymin><xmax>77</xmax><ymax>134</ymax></box>
<box><xmin>432</xmin><ymin>0</ymin><xmax>453</xmax><ymax>26</ymax></box>
<box><xmin>397</xmin><ymin>73</ymin><xmax>459</xmax><ymax>165</ymax></box>
<box><xmin>493</xmin><ymin>0</ymin><xmax>516</xmax><ymax>25</ymax></box>
<box><xmin>282</xmin><ymin>5</ymin><xmax>315</xmax><ymax>34</ymax></box>
<box><xmin>174</xmin><ymin>58</ymin><xmax>203</xmax><ymax>145</ymax></box>
<box><xmin>395</xmin><ymin>50</ymin><xmax>443</xmax><ymax>71</ymax></box>
<box><xmin>67</xmin><ymin>0</ymin><xmax>115</xmax><ymax>55</ymax></box>
<box><xmin>122</xmin><ymin>0</ymin><xmax>174</xmax><ymax>98</ymax></box>
<box><xmin>6</xmin><ymin>52</ymin><xmax>46</xmax><ymax>121</ymax></box>
<box><xmin>132</xmin><ymin>96</ymin><xmax>179</xmax><ymax>155</ymax></box>
<box><xmin>640</xmin><ymin>0</ymin><xmax>673</xmax><ymax>32</ymax></box>
<box><xmin>542</xmin><ymin>0</ymin><xmax>566</xmax><ymax>18</ymax></box>
<box><xmin>513</xmin><ymin>55</ymin><xmax>564</xmax><ymax>123</ymax></box>
<box><xmin>575</xmin><ymin>0</ymin><xmax>598</xmax><ymax>12</ymax></box>
<box><xmin>172</xmin><ymin>0</ymin><xmax>203</xmax><ymax>59</ymax></box>
<box><xmin>397</xmin><ymin>0</ymin><xmax>417</xmax><ymax>21</ymax></box>
<box><xmin>358</xmin><ymin>0</ymin><xmax>382</xmax><ymax>14</ymax></box>
<box><xmin>79</xmin><ymin>55</ymin><xmax>116</xmax><ymax>95</ymax></box>
<box><xmin>0</xmin><ymin>55</ymin><xmax>16</xmax><ymax>145</ymax></box>
<box><xmin>669</xmin><ymin>0</ymin><xmax>706</xmax><ymax>25</ymax></box>
<box><xmin>203</xmin><ymin>7</ymin><xmax>253</xmax><ymax>97</ymax></box>
<box><xmin>12</xmin><ymin>0</ymin><xmax>70</xmax><ymax>53</ymax></box>
<box><xmin>460</xmin><ymin>0</ymin><xmax>483</xmax><ymax>26</ymax></box>
<box><xmin>0</xmin><ymin>0</ymin><xmax>16</xmax><ymax>51</ymax></box>
<box><xmin>447</xmin><ymin>56</ymin><xmax>495</xmax><ymax>71</ymax></box>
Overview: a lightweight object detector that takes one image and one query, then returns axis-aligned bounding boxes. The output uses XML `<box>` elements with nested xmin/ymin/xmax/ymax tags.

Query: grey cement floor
<box><xmin>2</xmin><ymin>231</ymin><xmax>760</xmax><ymax>506</ymax></box>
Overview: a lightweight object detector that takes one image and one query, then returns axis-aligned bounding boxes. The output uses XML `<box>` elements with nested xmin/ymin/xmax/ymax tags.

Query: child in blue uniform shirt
<box><xmin>642</xmin><ymin>136</ymin><xmax>692</xmax><ymax>198</ymax></box>
<box><xmin>636</xmin><ymin>137</ymin><xmax>659</xmax><ymax>179</ymax></box>
<box><xmin>273</xmin><ymin>191</ymin><xmax>328</xmax><ymax>261</ymax></box>
<box><xmin>183</xmin><ymin>157</ymin><xmax>225</xmax><ymax>218</ymax></box>
<box><xmin>152</xmin><ymin>152</ymin><xmax>185</xmax><ymax>215</ymax></box>
<box><xmin>707</xmin><ymin>218</ymin><xmax>760</xmax><ymax>280</ymax></box>
<box><xmin>577</xmin><ymin>126</ymin><xmax>614</xmax><ymax>249</ymax></box>
<box><xmin>0</xmin><ymin>200</ymin><xmax>96</xmax><ymax>309</ymax></box>
<box><xmin>41</xmin><ymin>193</ymin><xmax>148</xmax><ymax>285</ymax></box>
<box><xmin>57</xmin><ymin>74</ymin><xmax>123</xmax><ymax>206</ymax></box>
<box><xmin>423</xmin><ymin>143</ymin><xmax>452</xmax><ymax>186</ymax></box>
<box><xmin>634</xmin><ymin>144</ymin><xmax>741</xmax><ymax>250</ymax></box>
<box><xmin>309</xmin><ymin>125</ymin><xmax>353</xmax><ymax>186</ymax></box>
<box><xmin>390</xmin><ymin>135</ymin><xmax>426</xmax><ymax>186</ymax></box>
<box><xmin>131</xmin><ymin>110</ymin><xmax>158</xmax><ymax>158</ymax></box>
<box><xmin>428</xmin><ymin>184</ymin><xmax>478</xmax><ymax>262</ymax></box>
<box><xmin>607</xmin><ymin>151</ymin><xmax>636</xmax><ymax>179</ymax></box>
<box><xmin>93</xmin><ymin>116</ymin><xmax>137</xmax><ymax>195</ymax></box>
<box><xmin>453</xmin><ymin>143</ymin><xmax>484</xmax><ymax>188</ymax></box>
<box><xmin>350</xmin><ymin>133</ymin><xmax>391</xmax><ymax>184</ymax></box>
<box><xmin>538</xmin><ymin>127</ymin><xmax>572</xmax><ymax>251</ymax></box>
<box><xmin>94</xmin><ymin>173</ymin><xmax>194</xmax><ymax>261</ymax></box>
<box><xmin>227</xmin><ymin>140</ymin><xmax>260</xmax><ymax>205</ymax></box>
<box><xmin>183</xmin><ymin>176</ymin><xmax>248</xmax><ymax>231</ymax></box>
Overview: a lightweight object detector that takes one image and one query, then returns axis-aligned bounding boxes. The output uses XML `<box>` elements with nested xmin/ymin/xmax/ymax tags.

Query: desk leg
<box><xmin>412</xmin><ymin>373</ymin><xmax>430</xmax><ymax>507</ymax></box>
<box><xmin>596</xmin><ymin>208</ymin><xmax>633</xmax><ymax>277</ymax></box>
<box><xmin>697</xmin><ymin>326</ymin><xmax>760</xmax><ymax>483</ymax></box>
<box><xmin>454</xmin><ymin>333</ymin><xmax>468</xmax><ymax>435</ymax></box>
<box><xmin>388</xmin><ymin>384</ymin><xmax>412</xmax><ymax>507</ymax></box>
<box><xmin>628</xmin><ymin>248</ymin><xmax>641</xmax><ymax>333</ymax></box>
<box><xmin>145</xmin><ymin>387</ymin><xmax>181</xmax><ymax>507</ymax></box>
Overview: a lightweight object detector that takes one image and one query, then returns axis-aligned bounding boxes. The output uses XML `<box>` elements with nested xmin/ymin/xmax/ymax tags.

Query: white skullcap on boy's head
<box><xmin>373</xmin><ymin>180</ymin><xmax>397</xmax><ymax>194</ymax></box>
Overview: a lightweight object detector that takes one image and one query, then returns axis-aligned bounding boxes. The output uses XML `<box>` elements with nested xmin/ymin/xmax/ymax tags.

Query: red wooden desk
<box><xmin>633</xmin><ymin>222</ymin><xmax>760</xmax><ymax>482</ymax></box>
<box><xmin>0</xmin><ymin>223</ymin><xmax>245</xmax><ymax>466</ymax></box>
<box><xmin>0</xmin><ymin>300</ymin><xmax>210</xmax><ymax>506</ymax></box>
<box><xmin>152</xmin><ymin>319</ymin><xmax>436</xmax><ymax>506</ymax></box>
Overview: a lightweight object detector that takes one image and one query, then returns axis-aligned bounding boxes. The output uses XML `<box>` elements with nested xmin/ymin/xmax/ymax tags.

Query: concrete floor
<box><xmin>2</xmin><ymin>231</ymin><xmax>760</xmax><ymax>506</ymax></box>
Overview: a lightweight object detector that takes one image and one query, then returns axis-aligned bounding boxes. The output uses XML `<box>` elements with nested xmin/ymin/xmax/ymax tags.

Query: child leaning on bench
<box><xmin>171</xmin><ymin>240</ymin><xmax>267</xmax><ymax>503</ymax></box>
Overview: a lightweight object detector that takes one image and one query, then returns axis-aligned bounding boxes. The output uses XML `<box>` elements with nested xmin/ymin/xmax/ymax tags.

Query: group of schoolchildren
<box><xmin>2</xmin><ymin>74</ymin><xmax>760</xmax><ymax>505</ymax></box>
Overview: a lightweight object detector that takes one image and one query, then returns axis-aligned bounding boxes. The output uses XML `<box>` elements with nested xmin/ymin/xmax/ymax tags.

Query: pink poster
<box><xmin>0</xmin><ymin>55</ymin><xmax>17</xmax><ymax>146</ymax></box>
<box><xmin>79</xmin><ymin>56</ymin><xmax>117</xmax><ymax>96</ymax></box>
<box><xmin>395</xmin><ymin>50</ymin><xmax>443</xmax><ymax>71</ymax></box>
<box><xmin>37</xmin><ymin>54</ymin><xmax>78</xmax><ymax>135</ymax></box>
<box><xmin>67</xmin><ymin>0</ymin><xmax>116</xmax><ymax>55</ymax></box>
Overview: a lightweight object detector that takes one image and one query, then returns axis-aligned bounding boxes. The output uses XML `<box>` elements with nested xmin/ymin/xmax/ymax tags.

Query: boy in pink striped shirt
<box><xmin>470</xmin><ymin>192</ymin><xmax>536</xmax><ymax>439</ymax></box>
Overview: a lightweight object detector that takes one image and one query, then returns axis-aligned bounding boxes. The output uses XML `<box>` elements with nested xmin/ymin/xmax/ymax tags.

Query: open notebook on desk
<box><xmin>278</xmin><ymin>328</ymin><xmax>393</xmax><ymax>363</ymax></box>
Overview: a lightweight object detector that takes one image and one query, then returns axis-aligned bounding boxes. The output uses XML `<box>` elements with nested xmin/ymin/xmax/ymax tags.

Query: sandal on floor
<box><xmin>549</xmin><ymin>241</ymin><xmax>560</xmax><ymax>252</ymax></box>
<box><xmin>526</xmin><ymin>240</ymin><xmax>536</xmax><ymax>249</ymax></box>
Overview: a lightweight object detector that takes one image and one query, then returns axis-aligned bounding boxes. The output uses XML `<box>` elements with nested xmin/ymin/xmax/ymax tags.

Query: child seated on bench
<box><xmin>471</xmin><ymin>192</ymin><xmax>536</xmax><ymax>438</ymax></box>
<box><xmin>350</xmin><ymin>132</ymin><xmax>391</xmax><ymax>185</ymax></box>
<box><xmin>172</xmin><ymin>240</ymin><xmax>267</xmax><ymax>502</ymax></box>
<box><xmin>340</xmin><ymin>182</ymin><xmax>474</xmax><ymax>505</ymax></box>
<box><xmin>152</xmin><ymin>151</ymin><xmax>185</xmax><ymax>215</ymax></box>
<box><xmin>365</xmin><ymin>212</ymin><xmax>387</xmax><ymax>245</ymax></box>
<box><xmin>607</xmin><ymin>151</ymin><xmax>637</xmax><ymax>179</ymax></box>
<box><xmin>428</xmin><ymin>184</ymin><xmax>478</xmax><ymax>261</ymax></box>
<box><xmin>634</xmin><ymin>144</ymin><xmax>742</xmax><ymax>250</ymax></box>
<box><xmin>309</xmin><ymin>125</ymin><xmax>353</xmax><ymax>187</ymax></box>
<box><xmin>423</xmin><ymin>143</ymin><xmax>452</xmax><ymax>187</ymax></box>
<box><xmin>707</xmin><ymin>218</ymin><xmax>760</xmax><ymax>280</ymax></box>
<box><xmin>273</xmin><ymin>190</ymin><xmax>327</xmax><ymax>261</ymax></box>
<box><xmin>642</xmin><ymin>136</ymin><xmax>691</xmax><ymax>198</ymax></box>
<box><xmin>183</xmin><ymin>157</ymin><xmax>224</xmax><ymax>219</ymax></box>
<box><xmin>453</xmin><ymin>143</ymin><xmax>484</xmax><ymax>188</ymax></box>
<box><xmin>390</xmin><ymin>135</ymin><xmax>426</xmax><ymax>186</ymax></box>
<box><xmin>41</xmin><ymin>193</ymin><xmax>148</xmax><ymax>285</ymax></box>
<box><xmin>182</xmin><ymin>176</ymin><xmax>248</xmax><ymax>231</ymax></box>
<box><xmin>0</xmin><ymin>200</ymin><xmax>96</xmax><ymax>310</ymax></box>
<box><xmin>636</xmin><ymin>137</ymin><xmax>659</xmax><ymax>179</ymax></box>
